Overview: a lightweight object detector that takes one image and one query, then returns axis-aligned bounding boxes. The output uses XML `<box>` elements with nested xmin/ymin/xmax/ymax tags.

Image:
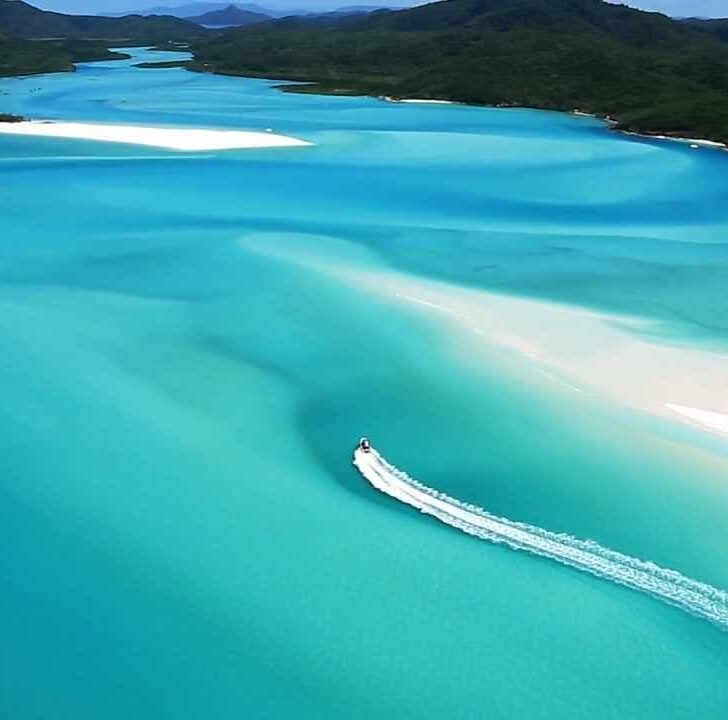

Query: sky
<box><xmin>25</xmin><ymin>0</ymin><xmax>728</xmax><ymax>19</ymax></box>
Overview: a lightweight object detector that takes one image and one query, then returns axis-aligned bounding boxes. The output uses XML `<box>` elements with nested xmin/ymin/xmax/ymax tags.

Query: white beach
<box><xmin>653</xmin><ymin>135</ymin><xmax>726</xmax><ymax>149</ymax></box>
<box><xmin>622</xmin><ymin>129</ymin><xmax>726</xmax><ymax>150</ymax></box>
<box><xmin>398</xmin><ymin>99</ymin><xmax>455</xmax><ymax>105</ymax></box>
<box><xmin>0</xmin><ymin>120</ymin><xmax>312</xmax><ymax>151</ymax></box>
<box><xmin>381</xmin><ymin>97</ymin><xmax>456</xmax><ymax>105</ymax></box>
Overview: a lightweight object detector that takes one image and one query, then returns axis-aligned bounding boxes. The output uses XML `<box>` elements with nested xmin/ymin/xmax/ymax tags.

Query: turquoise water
<box><xmin>1</xmin><ymin>48</ymin><xmax>728</xmax><ymax>718</ymax></box>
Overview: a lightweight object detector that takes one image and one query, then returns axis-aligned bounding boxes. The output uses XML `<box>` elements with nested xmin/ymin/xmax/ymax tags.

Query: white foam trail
<box><xmin>354</xmin><ymin>446</ymin><xmax>728</xmax><ymax>629</ymax></box>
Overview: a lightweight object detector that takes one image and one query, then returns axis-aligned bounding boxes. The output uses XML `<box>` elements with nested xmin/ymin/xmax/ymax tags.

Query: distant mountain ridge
<box><xmin>102</xmin><ymin>2</ymin><xmax>402</xmax><ymax>20</ymax></box>
<box><xmin>104</xmin><ymin>3</ymin><xmax>290</xmax><ymax>19</ymax></box>
<box><xmin>0</xmin><ymin>0</ymin><xmax>206</xmax><ymax>40</ymax></box>
<box><xmin>187</xmin><ymin>4</ymin><xmax>269</xmax><ymax>26</ymax></box>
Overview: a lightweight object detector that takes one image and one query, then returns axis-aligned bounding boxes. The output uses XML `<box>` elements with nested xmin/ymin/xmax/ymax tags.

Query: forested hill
<box><xmin>0</xmin><ymin>34</ymin><xmax>129</xmax><ymax>78</ymax></box>
<box><xmin>684</xmin><ymin>18</ymin><xmax>728</xmax><ymax>43</ymax></box>
<box><xmin>190</xmin><ymin>0</ymin><xmax>728</xmax><ymax>143</ymax></box>
<box><xmin>0</xmin><ymin>0</ymin><xmax>207</xmax><ymax>80</ymax></box>
<box><xmin>0</xmin><ymin>0</ymin><xmax>206</xmax><ymax>42</ymax></box>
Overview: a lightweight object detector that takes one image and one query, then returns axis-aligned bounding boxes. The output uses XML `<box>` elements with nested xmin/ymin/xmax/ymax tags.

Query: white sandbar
<box><xmin>0</xmin><ymin>120</ymin><xmax>312</xmax><ymax>151</ymax></box>
<box><xmin>666</xmin><ymin>404</ymin><xmax>728</xmax><ymax>435</ymax></box>
<box><xmin>238</xmin><ymin>233</ymin><xmax>728</xmax><ymax>441</ymax></box>
<box><xmin>398</xmin><ymin>99</ymin><xmax>454</xmax><ymax>105</ymax></box>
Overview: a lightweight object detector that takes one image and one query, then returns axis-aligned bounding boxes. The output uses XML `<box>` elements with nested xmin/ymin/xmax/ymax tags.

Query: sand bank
<box><xmin>384</xmin><ymin>281</ymin><xmax>728</xmax><ymax>438</ymax></box>
<box><xmin>398</xmin><ymin>99</ymin><xmax>455</xmax><ymax>105</ymax></box>
<box><xmin>666</xmin><ymin>404</ymin><xmax>728</xmax><ymax>436</ymax></box>
<box><xmin>0</xmin><ymin>120</ymin><xmax>312</xmax><ymax>151</ymax></box>
<box><xmin>381</xmin><ymin>97</ymin><xmax>455</xmax><ymax>105</ymax></box>
<box><xmin>239</xmin><ymin>233</ymin><xmax>728</xmax><ymax>440</ymax></box>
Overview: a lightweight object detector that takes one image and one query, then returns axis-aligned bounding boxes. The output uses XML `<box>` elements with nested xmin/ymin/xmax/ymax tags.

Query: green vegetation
<box><xmin>684</xmin><ymin>18</ymin><xmax>728</xmax><ymax>44</ymax></box>
<box><xmin>190</xmin><ymin>0</ymin><xmax>728</xmax><ymax>143</ymax></box>
<box><xmin>0</xmin><ymin>33</ymin><xmax>126</xmax><ymax>77</ymax></box>
<box><xmin>0</xmin><ymin>0</ymin><xmax>205</xmax><ymax>80</ymax></box>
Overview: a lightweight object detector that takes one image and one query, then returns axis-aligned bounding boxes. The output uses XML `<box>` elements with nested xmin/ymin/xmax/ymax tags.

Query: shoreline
<box><xmin>380</xmin><ymin>96</ymin><xmax>458</xmax><ymax>105</ymax></box>
<box><xmin>384</xmin><ymin>97</ymin><xmax>727</xmax><ymax>151</ymax></box>
<box><xmin>189</xmin><ymin>65</ymin><xmax>728</xmax><ymax>150</ymax></box>
<box><xmin>4</xmin><ymin>55</ymin><xmax>724</xmax><ymax>150</ymax></box>
<box><xmin>396</xmin><ymin>98</ymin><xmax>456</xmax><ymax>105</ymax></box>
<box><xmin>620</xmin><ymin>129</ymin><xmax>726</xmax><ymax>149</ymax></box>
<box><xmin>0</xmin><ymin>120</ymin><xmax>312</xmax><ymax>152</ymax></box>
<box><xmin>241</xmin><ymin>72</ymin><xmax>728</xmax><ymax>151</ymax></box>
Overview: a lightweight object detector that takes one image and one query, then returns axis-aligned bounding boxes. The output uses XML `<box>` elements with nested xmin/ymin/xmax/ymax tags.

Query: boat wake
<box><xmin>353</xmin><ymin>444</ymin><xmax>728</xmax><ymax>629</ymax></box>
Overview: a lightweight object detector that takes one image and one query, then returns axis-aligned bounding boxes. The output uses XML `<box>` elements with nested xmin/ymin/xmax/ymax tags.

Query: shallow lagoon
<box><xmin>1</xmin><ymin>49</ymin><xmax>728</xmax><ymax>719</ymax></box>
